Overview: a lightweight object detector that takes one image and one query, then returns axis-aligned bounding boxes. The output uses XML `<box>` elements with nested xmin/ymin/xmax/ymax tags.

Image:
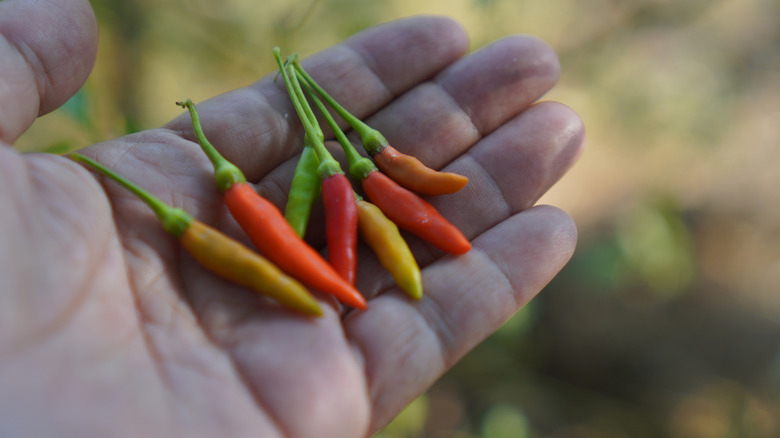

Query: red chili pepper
<box><xmin>322</xmin><ymin>173</ymin><xmax>358</xmax><ymax>284</ymax></box>
<box><xmin>361</xmin><ymin>170</ymin><xmax>471</xmax><ymax>255</ymax></box>
<box><xmin>177</xmin><ymin>99</ymin><xmax>367</xmax><ymax>310</ymax></box>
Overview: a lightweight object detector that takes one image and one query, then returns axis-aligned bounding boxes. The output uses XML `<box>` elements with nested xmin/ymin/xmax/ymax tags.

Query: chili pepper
<box><xmin>293</xmin><ymin>61</ymin><xmax>468</xmax><ymax>196</ymax></box>
<box><xmin>356</xmin><ymin>196</ymin><xmax>423</xmax><ymax>300</ymax></box>
<box><xmin>283</xmin><ymin>79</ymin><xmax>324</xmax><ymax>239</ymax></box>
<box><xmin>176</xmin><ymin>99</ymin><xmax>367</xmax><ymax>310</ymax></box>
<box><xmin>301</xmin><ymin>79</ymin><xmax>472</xmax><ymax>256</ymax></box>
<box><xmin>284</xmin><ymin>135</ymin><xmax>321</xmax><ymax>238</ymax></box>
<box><xmin>321</xmin><ymin>174</ymin><xmax>358</xmax><ymax>284</ymax></box>
<box><xmin>68</xmin><ymin>153</ymin><xmax>323</xmax><ymax>317</ymax></box>
<box><xmin>371</xmin><ymin>144</ymin><xmax>468</xmax><ymax>195</ymax></box>
<box><xmin>362</xmin><ymin>170</ymin><xmax>471</xmax><ymax>255</ymax></box>
<box><xmin>275</xmin><ymin>49</ymin><xmax>359</xmax><ymax>285</ymax></box>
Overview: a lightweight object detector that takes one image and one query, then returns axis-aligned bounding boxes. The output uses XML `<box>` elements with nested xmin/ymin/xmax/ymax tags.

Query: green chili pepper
<box><xmin>284</xmin><ymin>135</ymin><xmax>321</xmax><ymax>237</ymax></box>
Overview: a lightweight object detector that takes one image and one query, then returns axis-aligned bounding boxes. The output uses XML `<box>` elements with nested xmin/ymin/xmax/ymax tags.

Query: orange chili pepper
<box><xmin>372</xmin><ymin>144</ymin><xmax>468</xmax><ymax>195</ymax></box>
<box><xmin>69</xmin><ymin>153</ymin><xmax>323</xmax><ymax>317</ymax></box>
<box><xmin>177</xmin><ymin>99</ymin><xmax>367</xmax><ymax>310</ymax></box>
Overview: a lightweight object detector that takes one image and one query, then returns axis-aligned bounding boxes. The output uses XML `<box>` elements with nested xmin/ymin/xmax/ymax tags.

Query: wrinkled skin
<box><xmin>0</xmin><ymin>1</ymin><xmax>584</xmax><ymax>437</ymax></box>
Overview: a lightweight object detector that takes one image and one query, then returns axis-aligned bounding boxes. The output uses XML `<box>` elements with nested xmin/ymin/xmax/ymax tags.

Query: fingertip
<box><xmin>435</xmin><ymin>33</ymin><xmax>563</xmax><ymax>137</ymax></box>
<box><xmin>531</xmin><ymin>204</ymin><xmax>579</xmax><ymax>254</ymax></box>
<box><xmin>0</xmin><ymin>0</ymin><xmax>98</xmax><ymax>142</ymax></box>
<box><xmin>515</xmin><ymin>33</ymin><xmax>562</xmax><ymax>85</ymax></box>
<box><xmin>415</xmin><ymin>14</ymin><xmax>471</xmax><ymax>57</ymax></box>
<box><xmin>40</xmin><ymin>0</ymin><xmax>99</xmax><ymax>115</ymax></box>
<box><xmin>531</xmin><ymin>100</ymin><xmax>587</xmax><ymax>169</ymax></box>
<box><xmin>345</xmin><ymin>15</ymin><xmax>471</xmax><ymax>94</ymax></box>
<box><xmin>472</xmin><ymin>205</ymin><xmax>578</xmax><ymax>304</ymax></box>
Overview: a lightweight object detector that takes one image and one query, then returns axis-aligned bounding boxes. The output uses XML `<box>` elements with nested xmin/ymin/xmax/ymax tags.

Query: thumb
<box><xmin>0</xmin><ymin>0</ymin><xmax>98</xmax><ymax>144</ymax></box>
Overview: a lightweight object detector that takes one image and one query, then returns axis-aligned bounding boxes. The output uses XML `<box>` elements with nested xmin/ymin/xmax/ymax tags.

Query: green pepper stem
<box><xmin>301</xmin><ymin>78</ymin><xmax>377</xmax><ymax>182</ymax></box>
<box><xmin>175</xmin><ymin>99</ymin><xmax>246</xmax><ymax>192</ymax></box>
<box><xmin>273</xmin><ymin>47</ymin><xmax>341</xmax><ymax>179</ymax></box>
<box><xmin>69</xmin><ymin>153</ymin><xmax>193</xmax><ymax>237</ymax></box>
<box><xmin>293</xmin><ymin>60</ymin><xmax>389</xmax><ymax>155</ymax></box>
<box><xmin>286</xmin><ymin>54</ymin><xmax>323</xmax><ymax>144</ymax></box>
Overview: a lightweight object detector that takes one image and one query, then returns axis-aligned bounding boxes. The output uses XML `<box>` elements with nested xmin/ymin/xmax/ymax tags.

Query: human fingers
<box><xmin>342</xmin><ymin>92</ymin><xmax>583</xmax><ymax>432</ymax></box>
<box><xmin>253</xmin><ymin>33</ymin><xmax>563</xmax><ymax>231</ymax></box>
<box><xmin>164</xmin><ymin>15</ymin><xmax>469</xmax><ymax>183</ymax></box>
<box><xmin>352</xmin><ymin>101</ymin><xmax>584</xmax><ymax>297</ymax></box>
<box><xmin>433</xmin><ymin>101</ymin><xmax>585</xmax><ymax>237</ymax></box>
<box><xmin>347</xmin><ymin>205</ymin><xmax>578</xmax><ymax>433</ymax></box>
<box><xmin>365</xmin><ymin>34</ymin><xmax>561</xmax><ymax>169</ymax></box>
<box><xmin>0</xmin><ymin>0</ymin><xmax>97</xmax><ymax>143</ymax></box>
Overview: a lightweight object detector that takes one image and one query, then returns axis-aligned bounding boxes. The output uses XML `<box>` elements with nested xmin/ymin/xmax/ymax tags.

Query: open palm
<box><xmin>0</xmin><ymin>2</ymin><xmax>583</xmax><ymax>437</ymax></box>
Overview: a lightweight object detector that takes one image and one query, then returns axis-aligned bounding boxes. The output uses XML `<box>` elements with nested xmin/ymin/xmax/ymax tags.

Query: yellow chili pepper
<box><xmin>69</xmin><ymin>153</ymin><xmax>323</xmax><ymax>317</ymax></box>
<box><xmin>180</xmin><ymin>221</ymin><xmax>324</xmax><ymax>316</ymax></box>
<box><xmin>356</xmin><ymin>197</ymin><xmax>423</xmax><ymax>300</ymax></box>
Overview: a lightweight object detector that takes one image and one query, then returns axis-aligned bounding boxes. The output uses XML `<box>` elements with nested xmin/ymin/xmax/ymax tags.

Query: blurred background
<box><xmin>15</xmin><ymin>0</ymin><xmax>780</xmax><ymax>436</ymax></box>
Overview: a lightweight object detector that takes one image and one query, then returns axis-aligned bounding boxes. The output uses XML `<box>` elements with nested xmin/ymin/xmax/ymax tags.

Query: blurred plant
<box><xmin>480</xmin><ymin>404</ymin><xmax>532</xmax><ymax>438</ymax></box>
<box><xmin>377</xmin><ymin>394</ymin><xmax>429</xmax><ymax>438</ymax></box>
<box><xmin>34</xmin><ymin>89</ymin><xmax>96</xmax><ymax>154</ymax></box>
<box><xmin>615</xmin><ymin>196</ymin><xmax>696</xmax><ymax>300</ymax></box>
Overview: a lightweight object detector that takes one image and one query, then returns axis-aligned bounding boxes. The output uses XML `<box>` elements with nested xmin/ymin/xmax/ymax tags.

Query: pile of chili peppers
<box><xmin>69</xmin><ymin>47</ymin><xmax>471</xmax><ymax>317</ymax></box>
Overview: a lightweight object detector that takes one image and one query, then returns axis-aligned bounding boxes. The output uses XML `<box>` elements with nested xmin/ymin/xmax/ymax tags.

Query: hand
<box><xmin>0</xmin><ymin>1</ymin><xmax>583</xmax><ymax>436</ymax></box>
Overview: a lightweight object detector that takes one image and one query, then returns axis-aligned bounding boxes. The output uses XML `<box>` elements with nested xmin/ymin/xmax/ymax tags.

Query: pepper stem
<box><xmin>175</xmin><ymin>99</ymin><xmax>247</xmax><ymax>192</ymax></box>
<box><xmin>273</xmin><ymin>47</ymin><xmax>341</xmax><ymax>179</ymax></box>
<box><xmin>69</xmin><ymin>153</ymin><xmax>193</xmax><ymax>237</ymax></box>
<box><xmin>293</xmin><ymin>60</ymin><xmax>389</xmax><ymax>155</ymax></box>
<box><xmin>286</xmin><ymin>54</ymin><xmax>323</xmax><ymax>144</ymax></box>
<box><xmin>301</xmin><ymin>77</ymin><xmax>377</xmax><ymax>182</ymax></box>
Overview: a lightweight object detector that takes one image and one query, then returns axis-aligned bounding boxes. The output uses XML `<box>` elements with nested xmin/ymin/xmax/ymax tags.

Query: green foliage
<box><xmin>615</xmin><ymin>197</ymin><xmax>695</xmax><ymax>299</ymax></box>
<box><xmin>481</xmin><ymin>404</ymin><xmax>532</xmax><ymax>438</ymax></box>
<box><xmin>60</xmin><ymin>88</ymin><xmax>93</xmax><ymax>131</ymax></box>
<box><xmin>377</xmin><ymin>394</ymin><xmax>429</xmax><ymax>438</ymax></box>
